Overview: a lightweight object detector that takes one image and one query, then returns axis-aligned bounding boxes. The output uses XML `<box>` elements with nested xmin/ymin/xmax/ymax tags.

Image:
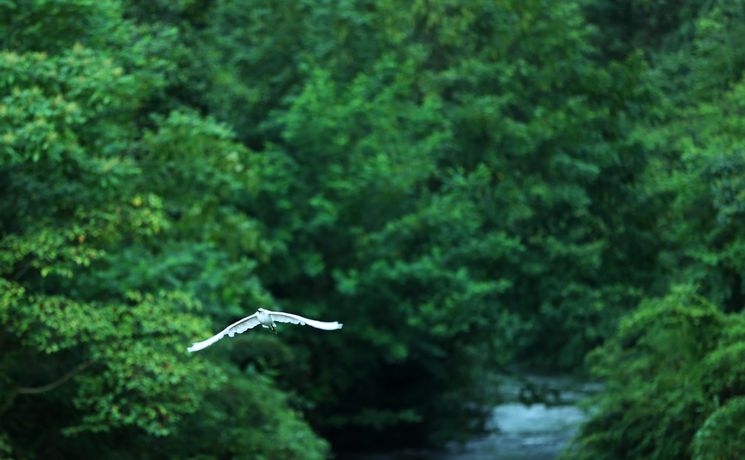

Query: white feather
<box><xmin>187</xmin><ymin>313</ymin><xmax>261</xmax><ymax>352</ymax></box>
<box><xmin>187</xmin><ymin>308</ymin><xmax>342</xmax><ymax>352</ymax></box>
<box><xmin>265</xmin><ymin>309</ymin><xmax>343</xmax><ymax>330</ymax></box>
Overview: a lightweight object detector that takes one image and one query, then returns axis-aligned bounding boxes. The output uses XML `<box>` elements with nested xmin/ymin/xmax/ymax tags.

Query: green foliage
<box><xmin>194</xmin><ymin>0</ymin><xmax>657</xmax><ymax>446</ymax></box>
<box><xmin>567</xmin><ymin>289</ymin><xmax>716</xmax><ymax>459</ymax></box>
<box><xmin>568</xmin><ymin>289</ymin><xmax>745</xmax><ymax>460</ymax></box>
<box><xmin>570</xmin><ymin>1</ymin><xmax>745</xmax><ymax>457</ymax></box>
<box><xmin>1</xmin><ymin>0</ymin><xmax>122</xmax><ymax>53</ymax></box>
<box><xmin>693</xmin><ymin>397</ymin><xmax>745</xmax><ymax>460</ymax></box>
<box><xmin>0</xmin><ymin>1</ymin><xmax>327</xmax><ymax>458</ymax></box>
<box><xmin>157</xmin><ymin>367</ymin><xmax>329</xmax><ymax>460</ymax></box>
<box><xmin>7</xmin><ymin>0</ymin><xmax>745</xmax><ymax>457</ymax></box>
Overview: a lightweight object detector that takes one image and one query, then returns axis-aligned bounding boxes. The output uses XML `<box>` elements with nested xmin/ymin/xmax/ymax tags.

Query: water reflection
<box><xmin>446</xmin><ymin>403</ymin><xmax>586</xmax><ymax>460</ymax></box>
<box><xmin>340</xmin><ymin>374</ymin><xmax>598</xmax><ymax>460</ymax></box>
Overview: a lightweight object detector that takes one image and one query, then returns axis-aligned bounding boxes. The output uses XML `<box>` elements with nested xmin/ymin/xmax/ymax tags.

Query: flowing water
<box><xmin>339</xmin><ymin>374</ymin><xmax>599</xmax><ymax>460</ymax></box>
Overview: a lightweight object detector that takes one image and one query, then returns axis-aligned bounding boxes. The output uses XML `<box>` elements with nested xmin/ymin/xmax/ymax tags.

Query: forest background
<box><xmin>3</xmin><ymin>1</ymin><xmax>745</xmax><ymax>459</ymax></box>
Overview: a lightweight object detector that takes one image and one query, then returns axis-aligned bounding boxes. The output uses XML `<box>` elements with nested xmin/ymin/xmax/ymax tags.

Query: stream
<box><xmin>340</xmin><ymin>374</ymin><xmax>599</xmax><ymax>460</ymax></box>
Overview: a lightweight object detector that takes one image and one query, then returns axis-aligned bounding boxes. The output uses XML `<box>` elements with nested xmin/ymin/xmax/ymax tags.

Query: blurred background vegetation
<box><xmin>2</xmin><ymin>0</ymin><xmax>745</xmax><ymax>459</ymax></box>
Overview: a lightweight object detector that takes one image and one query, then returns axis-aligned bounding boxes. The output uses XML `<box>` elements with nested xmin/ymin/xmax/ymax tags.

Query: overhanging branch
<box><xmin>16</xmin><ymin>360</ymin><xmax>95</xmax><ymax>395</ymax></box>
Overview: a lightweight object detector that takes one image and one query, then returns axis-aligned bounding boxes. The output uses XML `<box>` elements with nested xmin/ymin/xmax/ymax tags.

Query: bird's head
<box><xmin>257</xmin><ymin>307</ymin><xmax>266</xmax><ymax>312</ymax></box>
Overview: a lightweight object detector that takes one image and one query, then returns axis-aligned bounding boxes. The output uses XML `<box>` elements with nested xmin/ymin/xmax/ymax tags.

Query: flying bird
<box><xmin>187</xmin><ymin>307</ymin><xmax>343</xmax><ymax>352</ymax></box>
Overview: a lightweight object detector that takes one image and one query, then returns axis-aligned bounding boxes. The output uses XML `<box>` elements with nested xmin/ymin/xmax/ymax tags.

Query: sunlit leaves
<box><xmin>0</xmin><ymin>1</ymin><xmax>328</xmax><ymax>458</ymax></box>
<box><xmin>0</xmin><ymin>277</ymin><xmax>220</xmax><ymax>435</ymax></box>
<box><xmin>571</xmin><ymin>291</ymin><xmax>721</xmax><ymax>459</ymax></box>
<box><xmin>573</xmin><ymin>288</ymin><xmax>745</xmax><ymax>460</ymax></box>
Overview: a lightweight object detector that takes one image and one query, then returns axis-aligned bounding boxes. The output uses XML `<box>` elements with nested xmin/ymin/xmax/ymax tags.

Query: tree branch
<box><xmin>16</xmin><ymin>360</ymin><xmax>95</xmax><ymax>395</ymax></box>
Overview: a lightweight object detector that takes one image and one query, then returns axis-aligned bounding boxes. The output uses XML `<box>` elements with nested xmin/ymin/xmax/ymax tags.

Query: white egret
<box><xmin>187</xmin><ymin>307</ymin><xmax>342</xmax><ymax>352</ymax></box>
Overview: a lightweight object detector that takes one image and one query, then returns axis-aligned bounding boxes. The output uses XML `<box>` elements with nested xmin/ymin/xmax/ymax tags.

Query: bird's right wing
<box><xmin>266</xmin><ymin>309</ymin><xmax>343</xmax><ymax>330</ymax></box>
<box><xmin>187</xmin><ymin>313</ymin><xmax>261</xmax><ymax>352</ymax></box>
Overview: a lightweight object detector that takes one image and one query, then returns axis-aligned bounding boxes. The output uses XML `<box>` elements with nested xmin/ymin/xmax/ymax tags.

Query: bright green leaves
<box><xmin>693</xmin><ymin>397</ymin><xmax>745</xmax><ymax>460</ymax></box>
<box><xmin>571</xmin><ymin>291</ymin><xmax>718</xmax><ymax>460</ymax></box>
<box><xmin>569</xmin><ymin>1</ymin><xmax>745</xmax><ymax>458</ymax></box>
<box><xmin>0</xmin><ymin>200</ymin><xmax>168</xmax><ymax>282</ymax></box>
<box><xmin>572</xmin><ymin>290</ymin><xmax>745</xmax><ymax>460</ymax></box>
<box><xmin>0</xmin><ymin>47</ymin><xmax>126</xmax><ymax>166</ymax></box>
<box><xmin>0</xmin><ymin>280</ymin><xmax>220</xmax><ymax>436</ymax></box>
<box><xmin>69</xmin><ymin>295</ymin><xmax>222</xmax><ymax>437</ymax></box>
<box><xmin>12</xmin><ymin>0</ymin><xmax>745</xmax><ymax>456</ymax></box>
<box><xmin>2</xmin><ymin>279</ymin><xmax>107</xmax><ymax>353</ymax></box>
<box><xmin>0</xmin><ymin>1</ymin><xmax>328</xmax><ymax>457</ymax></box>
<box><xmin>1</xmin><ymin>225</ymin><xmax>103</xmax><ymax>280</ymax></box>
<box><xmin>636</xmin><ymin>60</ymin><xmax>745</xmax><ymax>311</ymax></box>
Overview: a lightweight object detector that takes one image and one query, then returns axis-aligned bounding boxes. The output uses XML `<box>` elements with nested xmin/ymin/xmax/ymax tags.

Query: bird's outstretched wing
<box><xmin>265</xmin><ymin>309</ymin><xmax>343</xmax><ymax>330</ymax></box>
<box><xmin>187</xmin><ymin>313</ymin><xmax>261</xmax><ymax>352</ymax></box>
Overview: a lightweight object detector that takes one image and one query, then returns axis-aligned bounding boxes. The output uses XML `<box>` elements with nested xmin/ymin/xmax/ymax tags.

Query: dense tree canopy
<box><xmin>2</xmin><ymin>0</ymin><xmax>745</xmax><ymax>459</ymax></box>
<box><xmin>567</xmin><ymin>1</ymin><xmax>745</xmax><ymax>458</ymax></box>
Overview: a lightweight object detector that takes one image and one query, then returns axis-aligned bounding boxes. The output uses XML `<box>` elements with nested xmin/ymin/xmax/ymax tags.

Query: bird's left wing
<box><xmin>187</xmin><ymin>313</ymin><xmax>261</xmax><ymax>352</ymax></box>
<box><xmin>266</xmin><ymin>309</ymin><xmax>343</xmax><ymax>330</ymax></box>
